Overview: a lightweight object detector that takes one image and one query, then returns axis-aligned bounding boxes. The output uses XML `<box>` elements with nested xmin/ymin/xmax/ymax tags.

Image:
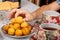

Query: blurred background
<box><xmin>0</xmin><ymin>0</ymin><xmax>59</xmax><ymax>12</ymax></box>
<box><xmin>1</xmin><ymin>0</ymin><xmax>56</xmax><ymax>6</ymax></box>
<box><xmin>28</xmin><ymin>0</ymin><xmax>59</xmax><ymax>12</ymax></box>
<box><xmin>28</xmin><ymin>0</ymin><xmax>56</xmax><ymax>6</ymax></box>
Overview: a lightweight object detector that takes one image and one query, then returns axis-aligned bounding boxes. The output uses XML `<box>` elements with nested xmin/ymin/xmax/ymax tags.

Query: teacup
<box><xmin>42</xmin><ymin>11</ymin><xmax>60</xmax><ymax>25</ymax></box>
<box><xmin>40</xmin><ymin>23</ymin><xmax>60</xmax><ymax>40</ymax></box>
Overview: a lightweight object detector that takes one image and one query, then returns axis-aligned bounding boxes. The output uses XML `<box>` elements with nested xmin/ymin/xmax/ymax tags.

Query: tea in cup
<box><xmin>40</xmin><ymin>23</ymin><xmax>60</xmax><ymax>40</ymax></box>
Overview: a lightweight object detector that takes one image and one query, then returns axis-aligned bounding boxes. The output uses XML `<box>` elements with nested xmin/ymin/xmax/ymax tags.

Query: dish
<box><xmin>1</xmin><ymin>16</ymin><xmax>37</xmax><ymax>39</ymax></box>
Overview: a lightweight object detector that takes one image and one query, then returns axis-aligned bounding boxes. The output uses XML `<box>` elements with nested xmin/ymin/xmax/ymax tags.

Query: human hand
<box><xmin>8</xmin><ymin>9</ymin><xmax>35</xmax><ymax>21</ymax></box>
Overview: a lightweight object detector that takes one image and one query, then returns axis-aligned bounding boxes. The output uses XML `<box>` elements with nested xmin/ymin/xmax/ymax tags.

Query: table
<box><xmin>0</xmin><ymin>0</ymin><xmax>39</xmax><ymax>40</ymax></box>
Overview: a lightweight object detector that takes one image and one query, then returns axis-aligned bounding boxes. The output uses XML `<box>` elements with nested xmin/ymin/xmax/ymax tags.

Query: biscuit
<box><xmin>0</xmin><ymin>1</ymin><xmax>19</xmax><ymax>10</ymax></box>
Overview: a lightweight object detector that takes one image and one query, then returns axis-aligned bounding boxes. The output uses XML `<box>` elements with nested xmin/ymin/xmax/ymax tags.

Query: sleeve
<box><xmin>20</xmin><ymin>0</ymin><xmax>40</xmax><ymax>13</ymax></box>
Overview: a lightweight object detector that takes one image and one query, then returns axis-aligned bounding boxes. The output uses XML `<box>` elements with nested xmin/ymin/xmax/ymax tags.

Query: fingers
<box><xmin>15</xmin><ymin>11</ymin><xmax>23</xmax><ymax>18</ymax></box>
<box><xmin>24</xmin><ymin>17</ymin><xmax>32</xmax><ymax>22</ymax></box>
<box><xmin>8</xmin><ymin>9</ymin><xmax>31</xmax><ymax>22</ymax></box>
<box><xmin>24</xmin><ymin>18</ymin><xmax>29</xmax><ymax>21</ymax></box>
<box><xmin>15</xmin><ymin>10</ymin><xmax>29</xmax><ymax>18</ymax></box>
<box><xmin>8</xmin><ymin>9</ymin><xmax>17</xmax><ymax>19</ymax></box>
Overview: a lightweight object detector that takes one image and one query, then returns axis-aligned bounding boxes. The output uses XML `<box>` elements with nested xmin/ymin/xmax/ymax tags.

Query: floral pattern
<box><xmin>43</xmin><ymin>15</ymin><xmax>60</xmax><ymax>25</ymax></box>
<box><xmin>30</xmin><ymin>26</ymin><xmax>46</xmax><ymax>40</ymax></box>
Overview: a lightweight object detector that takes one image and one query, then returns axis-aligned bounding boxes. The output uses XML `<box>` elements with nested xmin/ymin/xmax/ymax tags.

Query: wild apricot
<box><xmin>8</xmin><ymin>28</ymin><xmax>15</xmax><ymax>35</ymax></box>
<box><xmin>15</xmin><ymin>16</ymin><xmax>23</xmax><ymax>23</ymax></box>
<box><xmin>15</xmin><ymin>29</ymin><xmax>22</xmax><ymax>36</ymax></box>
<box><xmin>13</xmin><ymin>23</ymin><xmax>20</xmax><ymax>30</ymax></box>
<box><xmin>21</xmin><ymin>22</ymin><xmax>28</xmax><ymax>28</ymax></box>
<box><xmin>22</xmin><ymin>28</ymin><xmax>30</xmax><ymax>35</ymax></box>
<box><xmin>3</xmin><ymin>24</ymin><xmax>9</xmax><ymax>32</ymax></box>
<box><xmin>11</xmin><ymin>18</ymin><xmax>16</xmax><ymax>23</ymax></box>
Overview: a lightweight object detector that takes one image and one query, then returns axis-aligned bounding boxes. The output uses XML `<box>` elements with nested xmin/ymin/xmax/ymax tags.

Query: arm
<box><xmin>31</xmin><ymin>1</ymin><xmax>60</xmax><ymax>19</ymax></box>
<box><xmin>8</xmin><ymin>1</ymin><xmax>60</xmax><ymax>21</ymax></box>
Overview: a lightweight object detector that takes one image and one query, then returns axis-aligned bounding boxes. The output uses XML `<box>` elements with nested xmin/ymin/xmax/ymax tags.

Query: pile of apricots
<box><xmin>2</xmin><ymin>16</ymin><xmax>32</xmax><ymax>36</ymax></box>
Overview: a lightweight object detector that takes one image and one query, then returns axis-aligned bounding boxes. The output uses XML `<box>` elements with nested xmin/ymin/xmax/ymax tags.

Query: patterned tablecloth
<box><xmin>30</xmin><ymin>27</ymin><xmax>46</xmax><ymax>40</ymax></box>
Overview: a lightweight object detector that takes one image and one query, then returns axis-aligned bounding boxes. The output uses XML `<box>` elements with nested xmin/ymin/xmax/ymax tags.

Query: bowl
<box><xmin>0</xmin><ymin>23</ymin><xmax>38</xmax><ymax>39</ymax></box>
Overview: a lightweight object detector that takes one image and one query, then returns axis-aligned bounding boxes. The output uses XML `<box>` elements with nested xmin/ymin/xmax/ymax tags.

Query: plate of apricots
<box><xmin>1</xmin><ymin>16</ymin><xmax>38</xmax><ymax>39</ymax></box>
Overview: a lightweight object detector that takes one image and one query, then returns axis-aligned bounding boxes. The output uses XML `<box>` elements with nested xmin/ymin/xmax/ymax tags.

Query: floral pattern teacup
<box><xmin>40</xmin><ymin>23</ymin><xmax>60</xmax><ymax>40</ymax></box>
<box><xmin>42</xmin><ymin>11</ymin><xmax>60</xmax><ymax>25</ymax></box>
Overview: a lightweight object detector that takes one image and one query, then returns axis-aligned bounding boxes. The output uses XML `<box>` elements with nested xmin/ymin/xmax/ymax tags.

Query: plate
<box><xmin>1</xmin><ymin>24</ymin><xmax>38</xmax><ymax>39</ymax></box>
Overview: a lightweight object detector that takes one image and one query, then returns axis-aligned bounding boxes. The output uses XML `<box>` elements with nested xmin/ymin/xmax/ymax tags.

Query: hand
<box><xmin>8</xmin><ymin>9</ymin><xmax>35</xmax><ymax>21</ymax></box>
